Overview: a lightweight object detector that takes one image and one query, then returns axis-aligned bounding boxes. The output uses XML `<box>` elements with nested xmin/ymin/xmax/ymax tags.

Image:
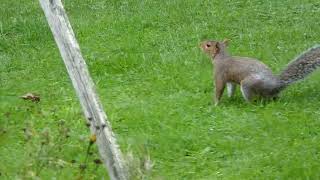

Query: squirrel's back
<box><xmin>219</xmin><ymin>56</ymin><xmax>275</xmax><ymax>83</ymax></box>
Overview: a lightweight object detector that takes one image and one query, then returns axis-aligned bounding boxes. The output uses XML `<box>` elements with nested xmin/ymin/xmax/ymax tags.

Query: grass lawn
<box><xmin>1</xmin><ymin>0</ymin><xmax>320</xmax><ymax>179</ymax></box>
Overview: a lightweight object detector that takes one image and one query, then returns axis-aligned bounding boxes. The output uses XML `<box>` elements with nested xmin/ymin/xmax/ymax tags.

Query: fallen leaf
<box><xmin>20</xmin><ymin>93</ymin><xmax>40</xmax><ymax>102</ymax></box>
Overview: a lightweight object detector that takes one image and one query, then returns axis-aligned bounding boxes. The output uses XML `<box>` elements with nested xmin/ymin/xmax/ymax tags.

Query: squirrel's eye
<box><xmin>206</xmin><ymin>44</ymin><xmax>211</xmax><ymax>48</ymax></box>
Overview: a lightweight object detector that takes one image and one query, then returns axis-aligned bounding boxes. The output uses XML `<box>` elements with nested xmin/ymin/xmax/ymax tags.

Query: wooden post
<box><xmin>39</xmin><ymin>0</ymin><xmax>128</xmax><ymax>179</ymax></box>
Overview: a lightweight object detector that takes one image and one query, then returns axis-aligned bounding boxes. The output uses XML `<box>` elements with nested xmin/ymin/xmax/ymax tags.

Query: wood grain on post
<box><xmin>39</xmin><ymin>0</ymin><xmax>128</xmax><ymax>179</ymax></box>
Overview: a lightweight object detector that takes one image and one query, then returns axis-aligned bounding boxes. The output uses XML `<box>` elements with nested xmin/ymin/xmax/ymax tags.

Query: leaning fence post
<box><xmin>39</xmin><ymin>0</ymin><xmax>128</xmax><ymax>179</ymax></box>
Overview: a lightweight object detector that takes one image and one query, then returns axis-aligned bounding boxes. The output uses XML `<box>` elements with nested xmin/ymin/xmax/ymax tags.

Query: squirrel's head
<box><xmin>200</xmin><ymin>39</ymin><xmax>229</xmax><ymax>57</ymax></box>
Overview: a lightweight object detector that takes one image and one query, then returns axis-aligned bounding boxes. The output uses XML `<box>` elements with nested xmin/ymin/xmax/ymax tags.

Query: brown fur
<box><xmin>200</xmin><ymin>40</ymin><xmax>320</xmax><ymax>105</ymax></box>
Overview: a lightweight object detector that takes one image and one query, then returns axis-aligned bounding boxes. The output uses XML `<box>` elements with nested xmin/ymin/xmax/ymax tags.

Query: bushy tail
<box><xmin>279</xmin><ymin>45</ymin><xmax>320</xmax><ymax>86</ymax></box>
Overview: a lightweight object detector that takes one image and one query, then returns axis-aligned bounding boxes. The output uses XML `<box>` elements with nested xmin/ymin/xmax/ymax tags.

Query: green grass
<box><xmin>1</xmin><ymin>0</ymin><xmax>320</xmax><ymax>179</ymax></box>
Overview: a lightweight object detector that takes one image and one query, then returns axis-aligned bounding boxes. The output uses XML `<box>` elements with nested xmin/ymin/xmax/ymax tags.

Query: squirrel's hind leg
<box><xmin>240</xmin><ymin>84</ymin><xmax>255</xmax><ymax>101</ymax></box>
<box><xmin>226</xmin><ymin>83</ymin><xmax>236</xmax><ymax>98</ymax></box>
<box><xmin>240</xmin><ymin>76</ymin><xmax>260</xmax><ymax>102</ymax></box>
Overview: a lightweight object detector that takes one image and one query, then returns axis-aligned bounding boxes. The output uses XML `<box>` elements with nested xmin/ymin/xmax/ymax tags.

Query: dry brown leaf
<box><xmin>20</xmin><ymin>93</ymin><xmax>40</xmax><ymax>102</ymax></box>
<box><xmin>89</xmin><ymin>134</ymin><xmax>97</xmax><ymax>145</ymax></box>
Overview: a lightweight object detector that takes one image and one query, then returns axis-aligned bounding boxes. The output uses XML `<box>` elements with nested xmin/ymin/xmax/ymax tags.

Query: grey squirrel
<box><xmin>200</xmin><ymin>39</ymin><xmax>320</xmax><ymax>105</ymax></box>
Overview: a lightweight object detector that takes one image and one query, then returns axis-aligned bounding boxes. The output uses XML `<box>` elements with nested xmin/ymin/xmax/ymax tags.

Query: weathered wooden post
<box><xmin>39</xmin><ymin>0</ymin><xmax>128</xmax><ymax>179</ymax></box>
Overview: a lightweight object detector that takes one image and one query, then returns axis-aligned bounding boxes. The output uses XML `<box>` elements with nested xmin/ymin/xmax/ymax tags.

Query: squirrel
<box><xmin>200</xmin><ymin>39</ymin><xmax>320</xmax><ymax>105</ymax></box>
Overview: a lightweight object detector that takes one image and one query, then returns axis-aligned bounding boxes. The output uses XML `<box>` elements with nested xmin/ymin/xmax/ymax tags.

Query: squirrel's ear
<box><xmin>222</xmin><ymin>38</ymin><xmax>230</xmax><ymax>46</ymax></box>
